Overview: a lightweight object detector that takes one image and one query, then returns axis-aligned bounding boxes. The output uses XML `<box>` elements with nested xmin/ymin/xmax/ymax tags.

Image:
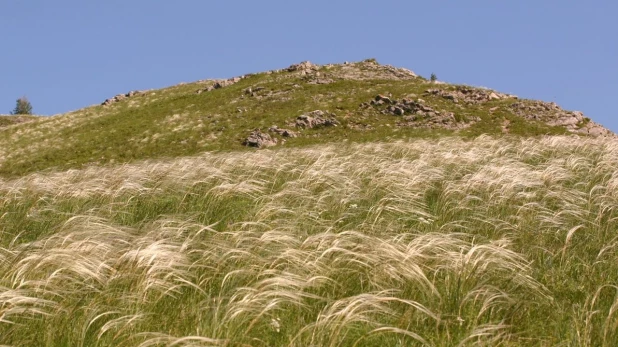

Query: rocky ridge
<box><xmin>509</xmin><ymin>101</ymin><xmax>611</xmax><ymax>137</ymax></box>
<box><xmin>230</xmin><ymin>60</ymin><xmax>614</xmax><ymax>148</ymax></box>
<box><xmin>102</xmin><ymin>90</ymin><xmax>144</xmax><ymax>106</ymax></box>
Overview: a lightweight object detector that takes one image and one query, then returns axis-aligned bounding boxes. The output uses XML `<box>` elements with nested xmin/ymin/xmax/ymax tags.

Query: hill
<box><xmin>1</xmin><ymin>60</ymin><xmax>617</xmax><ymax>346</ymax></box>
<box><xmin>0</xmin><ymin>59</ymin><xmax>612</xmax><ymax>177</ymax></box>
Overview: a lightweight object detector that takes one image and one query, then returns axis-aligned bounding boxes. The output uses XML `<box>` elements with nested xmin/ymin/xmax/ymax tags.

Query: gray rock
<box><xmin>295</xmin><ymin>110</ymin><xmax>339</xmax><ymax>129</ymax></box>
<box><xmin>269</xmin><ymin>126</ymin><xmax>298</xmax><ymax>138</ymax></box>
<box><xmin>101</xmin><ymin>90</ymin><xmax>143</xmax><ymax>106</ymax></box>
<box><xmin>243</xmin><ymin>129</ymin><xmax>278</xmax><ymax>148</ymax></box>
<box><xmin>375</xmin><ymin>94</ymin><xmax>392</xmax><ymax>104</ymax></box>
<box><xmin>287</xmin><ymin>61</ymin><xmax>318</xmax><ymax>73</ymax></box>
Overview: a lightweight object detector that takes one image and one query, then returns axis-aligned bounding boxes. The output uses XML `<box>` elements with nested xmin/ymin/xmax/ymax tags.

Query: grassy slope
<box><xmin>0</xmin><ymin>61</ymin><xmax>569</xmax><ymax>177</ymax></box>
<box><xmin>1</xmin><ymin>137</ymin><xmax>618</xmax><ymax>346</ymax></box>
<box><xmin>0</xmin><ymin>61</ymin><xmax>615</xmax><ymax>346</ymax></box>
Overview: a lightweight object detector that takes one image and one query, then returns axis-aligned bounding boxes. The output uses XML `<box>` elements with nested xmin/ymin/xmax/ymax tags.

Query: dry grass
<box><xmin>1</xmin><ymin>135</ymin><xmax>618</xmax><ymax>345</ymax></box>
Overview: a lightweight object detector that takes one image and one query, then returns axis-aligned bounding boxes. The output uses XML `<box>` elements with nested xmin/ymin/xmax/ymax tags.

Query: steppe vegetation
<box><xmin>0</xmin><ymin>60</ymin><xmax>574</xmax><ymax>177</ymax></box>
<box><xmin>2</xmin><ymin>135</ymin><xmax>618</xmax><ymax>346</ymax></box>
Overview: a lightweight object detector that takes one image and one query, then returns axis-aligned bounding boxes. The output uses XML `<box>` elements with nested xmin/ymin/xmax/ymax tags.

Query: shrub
<box><xmin>11</xmin><ymin>96</ymin><xmax>33</xmax><ymax>115</ymax></box>
<box><xmin>430</xmin><ymin>73</ymin><xmax>437</xmax><ymax>82</ymax></box>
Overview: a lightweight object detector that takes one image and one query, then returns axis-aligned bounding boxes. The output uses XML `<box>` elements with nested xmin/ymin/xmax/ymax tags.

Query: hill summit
<box><xmin>0</xmin><ymin>59</ymin><xmax>612</xmax><ymax>176</ymax></box>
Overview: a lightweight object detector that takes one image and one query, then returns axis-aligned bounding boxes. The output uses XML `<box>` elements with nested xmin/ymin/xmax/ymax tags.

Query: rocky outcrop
<box><xmin>269</xmin><ymin>126</ymin><xmax>297</xmax><ymax>138</ymax></box>
<box><xmin>581</xmin><ymin>121</ymin><xmax>614</xmax><ymax>137</ymax></box>
<box><xmin>102</xmin><ymin>90</ymin><xmax>143</xmax><ymax>106</ymax></box>
<box><xmin>242</xmin><ymin>129</ymin><xmax>278</xmax><ymax>148</ymax></box>
<box><xmin>509</xmin><ymin>101</ymin><xmax>614</xmax><ymax>137</ymax></box>
<box><xmin>287</xmin><ymin>61</ymin><xmax>319</xmax><ymax>75</ymax></box>
<box><xmin>361</xmin><ymin>95</ymin><xmax>479</xmax><ymax>130</ymax></box>
<box><xmin>425</xmin><ymin>86</ymin><xmax>517</xmax><ymax>104</ymax></box>
<box><xmin>295</xmin><ymin>110</ymin><xmax>340</xmax><ymax>129</ymax></box>
<box><xmin>283</xmin><ymin>59</ymin><xmax>417</xmax><ymax>82</ymax></box>
<box><xmin>326</xmin><ymin>60</ymin><xmax>417</xmax><ymax>81</ymax></box>
<box><xmin>196</xmin><ymin>77</ymin><xmax>243</xmax><ymax>94</ymax></box>
<box><xmin>244</xmin><ymin>86</ymin><xmax>266</xmax><ymax>97</ymax></box>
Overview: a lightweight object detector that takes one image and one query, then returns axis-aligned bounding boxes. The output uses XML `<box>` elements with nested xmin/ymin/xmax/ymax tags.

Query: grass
<box><xmin>1</xmin><ymin>135</ymin><xmax>618</xmax><ymax>346</ymax></box>
<box><xmin>0</xmin><ymin>61</ymin><xmax>572</xmax><ymax>177</ymax></box>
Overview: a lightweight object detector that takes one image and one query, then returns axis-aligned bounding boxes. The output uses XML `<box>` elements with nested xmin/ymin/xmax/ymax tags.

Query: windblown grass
<box><xmin>1</xmin><ymin>135</ymin><xmax>618</xmax><ymax>345</ymax></box>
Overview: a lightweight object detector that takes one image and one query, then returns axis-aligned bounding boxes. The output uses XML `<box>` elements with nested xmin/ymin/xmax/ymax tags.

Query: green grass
<box><xmin>0</xmin><ymin>60</ymin><xmax>613</xmax><ymax>346</ymax></box>
<box><xmin>1</xmin><ymin>136</ymin><xmax>618</xmax><ymax>346</ymax></box>
<box><xmin>0</xmin><ymin>61</ymin><xmax>576</xmax><ymax>178</ymax></box>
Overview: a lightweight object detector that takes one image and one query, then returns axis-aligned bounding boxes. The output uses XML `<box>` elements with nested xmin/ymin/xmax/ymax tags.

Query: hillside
<box><xmin>1</xmin><ymin>60</ymin><xmax>618</xmax><ymax>346</ymax></box>
<box><xmin>0</xmin><ymin>59</ymin><xmax>612</xmax><ymax>177</ymax></box>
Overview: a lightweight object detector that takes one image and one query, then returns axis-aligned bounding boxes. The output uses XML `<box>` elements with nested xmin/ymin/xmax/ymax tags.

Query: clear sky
<box><xmin>2</xmin><ymin>1</ymin><xmax>616</xmax><ymax>131</ymax></box>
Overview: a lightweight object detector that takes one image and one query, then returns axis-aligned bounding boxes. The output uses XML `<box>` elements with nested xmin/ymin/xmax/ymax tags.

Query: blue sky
<box><xmin>2</xmin><ymin>1</ymin><xmax>617</xmax><ymax>131</ymax></box>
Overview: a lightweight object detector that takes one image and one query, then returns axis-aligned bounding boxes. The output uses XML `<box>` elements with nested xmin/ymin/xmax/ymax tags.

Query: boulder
<box><xmin>196</xmin><ymin>76</ymin><xmax>244</xmax><ymax>94</ymax></box>
<box><xmin>269</xmin><ymin>126</ymin><xmax>298</xmax><ymax>138</ymax></box>
<box><xmin>102</xmin><ymin>90</ymin><xmax>143</xmax><ymax>106</ymax></box>
<box><xmin>425</xmin><ymin>87</ymin><xmax>516</xmax><ymax>104</ymax></box>
<box><xmin>375</xmin><ymin>94</ymin><xmax>393</xmax><ymax>104</ymax></box>
<box><xmin>243</xmin><ymin>129</ymin><xmax>278</xmax><ymax>148</ymax></box>
<box><xmin>295</xmin><ymin>110</ymin><xmax>339</xmax><ymax>129</ymax></box>
<box><xmin>287</xmin><ymin>61</ymin><xmax>319</xmax><ymax>74</ymax></box>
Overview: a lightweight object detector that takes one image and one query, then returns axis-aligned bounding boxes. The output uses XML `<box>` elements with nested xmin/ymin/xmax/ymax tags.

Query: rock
<box><xmin>363</xmin><ymin>94</ymin><xmax>478</xmax><ymax>130</ymax></box>
<box><xmin>502</xmin><ymin>119</ymin><xmax>511</xmax><ymax>133</ymax></box>
<box><xmin>393</xmin><ymin>107</ymin><xmax>405</xmax><ymax>116</ymax></box>
<box><xmin>269</xmin><ymin>126</ymin><xmax>298</xmax><ymax>138</ymax></box>
<box><xmin>244</xmin><ymin>86</ymin><xmax>266</xmax><ymax>96</ymax></box>
<box><xmin>425</xmin><ymin>86</ymin><xmax>515</xmax><ymax>105</ymax></box>
<box><xmin>287</xmin><ymin>61</ymin><xmax>318</xmax><ymax>73</ymax></box>
<box><xmin>582</xmin><ymin>121</ymin><xmax>613</xmax><ymax>137</ymax></box>
<box><xmin>307</xmin><ymin>78</ymin><xmax>335</xmax><ymax>85</ymax></box>
<box><xmin>102</xmin><ymin>90</ymin><xmax>143</xmax><ymax>106</ymax></box>
<box><xmin>510</xmin><ymin>101</ymin><xmax>614</xmax><ymax>137</ymax></box>
<box><xmin>197</xmin><ymin>77</ymin><xmax>244</xmax><ymax>94</ymax></box>
<box><xmin>295</xmin><ymin>110</ymin><xmax>339</xmax><ymax>129</ymax></box>
<box><xmin>375</xmin><ymin>94</ymin><xmax>392</xmax><ymax>104</ymax></box>
<box><xmin>572</xmin><ymin>111</ymin><xmax>584</xmax><ymax>122</ymax></box>
<box><xmin>243</xmin><ymin>129</ymin><xmax>278</xmax><ymax>148</ymax></box>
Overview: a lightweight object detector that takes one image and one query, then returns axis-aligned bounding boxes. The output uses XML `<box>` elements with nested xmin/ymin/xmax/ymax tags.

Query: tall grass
<box><xmin>1</xmin><ymin>135</ymin><xmax>618</xmax><ymax>345</ymax></box>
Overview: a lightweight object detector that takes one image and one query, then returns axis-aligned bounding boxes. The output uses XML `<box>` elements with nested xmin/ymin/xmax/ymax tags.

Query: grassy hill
<box><xmin>0</xmin><ymin>60</ymin><xmax>617</xmax><ymax>346</ymax></box>
<box><xmin>0</xmin><ymin>59</ymin><xmax>610</xmax><ymax>177</ymax></box>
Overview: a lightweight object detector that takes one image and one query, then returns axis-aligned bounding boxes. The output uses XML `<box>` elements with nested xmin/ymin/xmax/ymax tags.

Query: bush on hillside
<box><xmin>11</xmin><ymin>96</ymin><xmax>33</xmax><ymax>115</ymax></box>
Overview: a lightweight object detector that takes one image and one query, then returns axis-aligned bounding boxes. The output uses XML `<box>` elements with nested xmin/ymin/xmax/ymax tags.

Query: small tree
<box><xmin>430</xmin><ymin>73</ymin><xmax>437</xmax><ymax>82</ymax></box>
<box><xmin>11</xmin><ymin>96</ymin><xmax>33</xmax><ymax>115</ymax></box>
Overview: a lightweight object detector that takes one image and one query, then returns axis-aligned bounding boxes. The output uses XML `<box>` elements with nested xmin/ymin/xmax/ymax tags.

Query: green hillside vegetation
<box><xmin>0</xmin><ymin>59</ymin><xmax>593</xmax><ymax>177</ymax></box>
<box><xmin>0</xmin><ymin>60</ymin><xmax>616</xmax><ymax>346</ymax></box>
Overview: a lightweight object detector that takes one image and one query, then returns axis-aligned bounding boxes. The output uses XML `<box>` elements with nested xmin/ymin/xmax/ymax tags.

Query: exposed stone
<box><xmin>375</xmin><ymin>94</ymin><xmax>393</xmax><ymax>104</ymax></box>
<box><xmin>502</xmin><ymin>119</ymin><xmax>511</xmax><ymax>134</ymax></box>
<box><xmin>102</xmin><ymin>90</ymin><xmax>143</xmax><ymax>106</ymax></box>
<box><xmin>509</xmin><ymin>101</ymin><xmax>614</xmax><ymax>136</ymax></box>
<box><xmin>425</xmin><ymin>86</ymin><xmax>517</xmax><ymax>104</ymax></box>
<box><xmin>269</xmin><ymin>126</ymin><xmax>298</xmax><ymax>138</ymax></box>
<box><xmin>244</xmin><ymin>86</ymin><xmax>266</xmax><ymax>97</ymax></box>
<box><xmin>196</xmin><ymin>76</ymin><xmax>244</xmax><ymax>94</ymax></box>
<box><xmin>577</xmin><ymin>120</ymin><xmax>614</xmax><ymax>137</ymax></box>
<box><xmin>324</xmin><ymin>60</ymin><xmax>417</xmax><ymax>81</ymax></box>
<box><xmin>287</xmin><ymin>61</ymin><xmax>319</xmax><ymax>74</ymax></box>
<box><xmin>363</xmin><ymin>95</ymin><xmax>478</xmax><ymax>130</ymax></box>
<box><xmin>242</xmin><ymin>129</ymin><xmax>278</xmax><ymax>148</ymax></box>
<box><xmin>307</xmin><ymin>77</ymin><xmax>335</xmax><ymax>85</ymax></box>
<box><xmin>295</xmin><ymin>110</ymin><xmax>339</xmax><ymax>129</ymax></box>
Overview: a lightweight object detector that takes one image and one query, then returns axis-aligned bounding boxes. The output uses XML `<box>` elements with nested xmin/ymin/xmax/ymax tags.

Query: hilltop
<box><xmin>2</xmin><ymin>60</ymin><xmax>618</xmax><ymax>346</ymax></box>
<box><xmin>0</xmin><ymin>59</ymin><xmax>612</xmax><ymax>177</ymax></box>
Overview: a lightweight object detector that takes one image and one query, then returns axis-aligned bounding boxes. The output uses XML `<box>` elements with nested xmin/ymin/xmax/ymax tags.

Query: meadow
<box><xmin>1</xmin><ymin>135</ymin><xmax>618</xmax><ymax>346</ymax></box>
